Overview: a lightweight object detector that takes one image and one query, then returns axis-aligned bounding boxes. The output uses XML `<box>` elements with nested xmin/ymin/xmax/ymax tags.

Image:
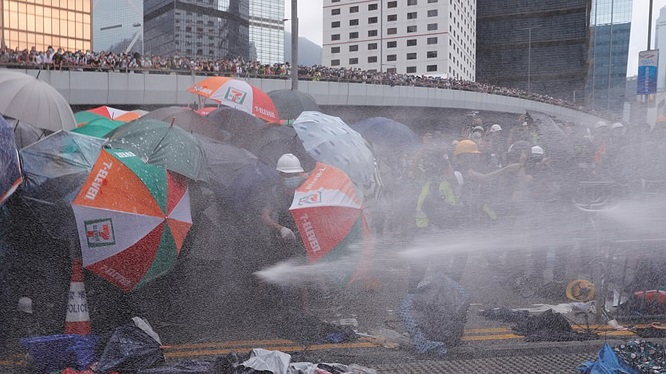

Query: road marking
<box><xmin>164</xmin><ymin>341</ymin><xmax>379</xmax><ymax>358</ymax></box>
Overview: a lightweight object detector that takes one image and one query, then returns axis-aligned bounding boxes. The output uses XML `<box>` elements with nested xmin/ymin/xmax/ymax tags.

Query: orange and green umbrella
<box><xmin>71</xmin><ymin>117</ymin><xmax>125</xmax><ymax>138</ymax></box>
<box><xmin>71</xmin><ymin>148</ymin><xmax>192</xmax><ymax>292</ymax></box>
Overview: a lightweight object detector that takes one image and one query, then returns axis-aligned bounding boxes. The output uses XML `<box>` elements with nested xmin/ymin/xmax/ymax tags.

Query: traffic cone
<box><xmin>64</xmin><ymin>258</ymin><xmax>91</xmax><ymax>335</ymax></box>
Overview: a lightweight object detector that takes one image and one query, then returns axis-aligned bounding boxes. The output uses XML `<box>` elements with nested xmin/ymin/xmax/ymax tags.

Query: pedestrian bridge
<box><xmin>7</xmin><ymin>68</ymin><xmax>605</xmax><ymax>125</ymax></box>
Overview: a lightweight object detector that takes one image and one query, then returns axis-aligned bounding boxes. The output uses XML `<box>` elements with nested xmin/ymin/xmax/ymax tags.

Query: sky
<box><xmin>288</xmin><ymin>0</ymin><xmax>666</xmax><ymax>77</ymax></box>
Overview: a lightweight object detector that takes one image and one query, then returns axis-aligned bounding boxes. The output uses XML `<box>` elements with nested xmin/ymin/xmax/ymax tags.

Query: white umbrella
<box><xmin>0</xmin><ymin>70</ymin><xmax>75</xmax><ymax>132</ymax></box>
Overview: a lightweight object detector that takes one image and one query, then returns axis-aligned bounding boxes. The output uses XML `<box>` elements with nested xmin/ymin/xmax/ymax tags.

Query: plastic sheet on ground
<box><xmin>96</xmin><ymin>323</ymin><xmax>165</xmax><ymax>373</ymax></box>
<box><xmin>239</xmin><ymin>348</ymin><xmax>291</xmax><ymax>374</ymax></box>
<box><xmin>577</xmin><ymin>343</ymin><xmax>640</xmax><ymax>374</ymax></box>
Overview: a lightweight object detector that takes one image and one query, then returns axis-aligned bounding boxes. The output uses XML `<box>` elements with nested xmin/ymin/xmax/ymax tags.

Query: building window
<box><xmin>350</xmin><ymin>5</ymin><xmax>359</xmax><ymax>13</ymax></box>
<box><xmin>407</xmin><ymin>52</ymin><xmax>417</xmax><ymax>60</ymax></box>
<box><xmin>368</xmin><ymin>43</ymin><xmax>378</xmax><ymax>50</ymax></box>
<box><xmin>349</xmin><ymin>57</ymin><xmax>358</xmax><ymax>64</ymax></box>
<box><xmin>427</xmin><ymin>64</ymin><xmax>437</xmax><ymax>72</ymax></box>
<box><xmin>407</xmin><ymin>0</ymin><xmax>417</xmax><ymax>5</ymax></box>
<box><xmin>427</xmin><ymin>23</ymin><xmax>438</xmax><ymax>31</ymax></box>
<box><xmin>332</xmin><ymin>0</ymin><xmax>340</xmax><ymax>2</ymax></box>
<box><xmin>369</xmin><ymin>3</ymin><xmax>378</xmax><ymax>10</ymax></box>
<box><xmin>407</xmin><ymin>66</ymin><xmax>417</xmax><ymax>73</ymax></box>
<box><xmin>368</xmin><ymin>29</ymin><xmax>378</xmax><ymax>37</ymax></box>
<box><xmin>407</xmin><ymin>25</ymin><xmax>417</xmax><ymax>33</ymax></box>
<box><xmin>427</xmin><ymin>9</ymin><xmax>438</xmax><ymax>17</ymax></box>
<box><xmin>387</xmin><ymin>14</ymin><xmax>397</xmax><ymax>21</ymax></box>
<box><xmin>350</xmin><ymin>19</ymin><xmax>359</xmax><ymax>26</ymax></box>
<box><xmin>332</xmin><ymin>8</ymin><xmax>340</xmax><ymax>15</ymax></box>
<box><xmin>331</xmin><ymin>59</ymin><xmax>340</xmax><ymax>66</ymax></box>
<box><xmin>428</xmin><ymin>0</ymin><xmax>438</xmax><ymax>2</ymax></box>
<box><xmin>407</xmin><ymin>39</ymin><xmax>417</xmax><ymax>46</ymax></box>
<box><xmin>427</xmin><ymin>51</ymin><xmax>437</xmax><ymax>58</ymax></box>
<box><xmin>349</xmin><ymin>32</ymin><xmax>359</xmax><ymax>39</ymax></box>
<box><xmin>331</xmin><ymin>34</ymin><xmax>340</xmax><ymax>41</ymax></box>
<box><xmin>368</xmin><ymin>16</ymin><xmax>378</xmax><ymax>24</ymax></box>
<box><xmin>387</xmin><ymin>54</ymin><xmax>397</xmax><ymax>61</ymax></box>
<box><xmin>427</xmin><ymin>37</ymin><xmax>438</xmax><ymax>44</ymax></box>
<box><xmin>407</xmin><ymin>12</ymin><xmax>417</xmax><ymax>19</ymax></box>
<box><xmin>387</xmin><ymin>27</ymin><xmax>397</xmax><ymax>35</ymax></box>
<box><xmin>368</xmin><ymin>56</ymin><xmax>378</xmax><ymax>63</ymax></box>
<box><xmin>349</xmin><ymin>45</ymin><xmax>359</xmax><ymax>52</ymax></box>
<box><xmin>332</xmin><ymin>21</ymin><xmax>340</xmax><ymax>28</ymax></box>
<box><xmin>387</xmin><ymin>41</ymin><xmax>397</xmax><ymax>48</ymax></box>
<box><xmin>387</xmin><ymin>1</ymin><xmax>397</xmax><ymax>8</ymax></box>
<box><xmin>331</xmin><ymin>46</ymin><xmax>340</xmax><ymax>53</ymax></box>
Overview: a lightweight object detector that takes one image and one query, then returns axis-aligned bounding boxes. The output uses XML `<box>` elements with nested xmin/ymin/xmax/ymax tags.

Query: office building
<box><xmin>249</xmin><ymin>0</ymin><xmax>284</xmax><ymax>64</ymax></box>
<box><xmin>586</xmin><ymin>0</ymin><xmax>632</xmax><ymax>113</ymax></box>
<box><xmin>322</xmin><ymin>0</ymin><xmax>476</xmax><ymax>79</ymax></box>
<box><xmin>143</xmin><ymin>0</ymin><xmax>250</xmax><ymax>60</ymax></box>
<box><xmin>0</xmin><ymin>0</ymin><xmax>92</xmax><ymax>52</ymax></box>
<box><xmin>476</xmin><ymin>0</ymin><xmax>589</xmax><ymax>101</ymax></box>
<box><xmin>92</xmin><ymin>0</ymin><xmax>143</xmax><ymax>54</ymax></box>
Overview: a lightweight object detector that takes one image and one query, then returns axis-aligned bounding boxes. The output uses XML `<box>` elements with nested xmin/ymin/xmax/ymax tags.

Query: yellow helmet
<box><xmin>454</xmin><ymin>139</ymin><xmax>480</xmax><ymax>155</ymax></box>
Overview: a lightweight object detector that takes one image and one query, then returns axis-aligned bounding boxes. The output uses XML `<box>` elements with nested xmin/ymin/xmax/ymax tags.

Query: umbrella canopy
<box><xmin>75</xmin><ymin>106</ymin><xmax>145</xmax><ymax>127</ymax></box>
<box><xmin>244</xmin><ymin>124</ymin><xmax>316</xmax><ymax>172</ymax></box>
<box><xmin>352</xmin><ymin>117</ymin><xmax>420</xmax><ymax>152</ymax></box>
<box><xmin>292</xmin><ymin>111</ymin><xmax>376</xmax><ymax>189</ymax></box>
<box><xmin>4</xmin><ymin>116</ymin><xmax>48</xmax><ymax>148</ymax></box>
<box><xmin>267</xmin><ymin>89</ymin><xmax>320</xmax><ymax>121</ymax></box>
<box><xmin>197</xmin><ymin>134</ymin><xmax>260</xmax><ymax>188</ymax></box>
<box><xmin>143</xmin><ymin>106</ymin><xmax>227</xmax><ymax>141</ymax></box>
<box><xmin>527</xmin><ymin>111</ymin><xmax>575</xmax><ymax>167</ymax></box>
<box><xmin>0</xmin><ymin>70</ymin><xmax>75</xmax><ymax>131</ymax></box>
<box><xmin>108</xmin><ymin>118</ymin><xmax>207</xmax><ymax>181</ymax></box>
<box><xmin>289</xmin><ymin>162</ymin><xmax>372</xmax><ymax>283</ymax></box>
<box><xmin>195</xmin><ymin>107</ymin><xmax>217</xmax><ymax>116</ymax></box>
<box><xmin>0</xmin><ymin>116</ymin><xmax>22</xmax><ymax>205</ymax></box>
<box><xmin>20</xmin><ymin>131</ymin><xmax>107</xmax><ymax>238</ymax></box>
<box><xmin>71</xmin><ymin>117</ymin><xmax>125</xmax><ymax>138</ymax></box>
<box><xmin>72</xmin><ymin>148</ymin><xmax>192</xmax><ymax>292</ymax></box>
<box><xmin>187</xmin><ymin>77</ymin><xmax>279</xmax><ymax>123</ymax></box>
<box><xmin>206</xmin><ymin>106</ymin><xmax>268</xmax><ymax>146</ymax></box>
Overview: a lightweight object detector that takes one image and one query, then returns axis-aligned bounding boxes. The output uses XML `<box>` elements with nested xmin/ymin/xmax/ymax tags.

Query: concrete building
<box><xmin>0</xmin><ymin>0</ymin><xmax>92</xmax><ymax>52</ymax></box>
<box><xmin>321</xmin><ymin>0</ymin><xmax>476</xmax><ymax>79</ymax></box>
<box><xmin>92</xmin><ymin>0</ymin><xmax>143</xmax><ymax>54</ymax></box>
<box><xmin>476</xmin><ymin>0</ymin><xmax>590</xmax><ymax>101</ymax></box>
<box><xmin>143</xmin><ymin>0</ymin><xmax>250</xmax><ymax>60</ymax></box>
<box><xmin>586</xmin><ymin>0</ymin><xmax>632</xmax><ymax>114</ymax></box>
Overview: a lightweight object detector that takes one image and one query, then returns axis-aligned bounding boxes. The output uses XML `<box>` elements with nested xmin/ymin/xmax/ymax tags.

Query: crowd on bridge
<box><xmin>0</xmin><ymin>44</ymin><xmax>615</xmax><ymax>120</ymax></box>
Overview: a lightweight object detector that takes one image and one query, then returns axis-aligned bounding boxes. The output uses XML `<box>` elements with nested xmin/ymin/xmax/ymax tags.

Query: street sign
<box><xmin>638</xmin><ymin>50</ymin><xmax>659</xmax><ymax>95</ymax></box>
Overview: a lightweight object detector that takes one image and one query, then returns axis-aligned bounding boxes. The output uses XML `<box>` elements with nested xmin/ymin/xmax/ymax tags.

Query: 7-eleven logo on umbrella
<box><xmin>85</xmin><ymin>218</ymin><xmax>116</xmax><ymax>247</ymax></box>
<box><xmin>224</xmin><ymin>87</ymin><xmax>247</xmax><ymax>104</ymax></box>
<box><xmin>298</xmin><ymin>191</ymin><xmax>322</xmax><ymax>205</ymax></box>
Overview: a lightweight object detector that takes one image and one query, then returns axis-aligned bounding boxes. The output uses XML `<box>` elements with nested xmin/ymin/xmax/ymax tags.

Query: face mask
<box><xmin>283</xmin><ymin>176</ymin><xmax>304</xmax><ymax>189</ymax></box>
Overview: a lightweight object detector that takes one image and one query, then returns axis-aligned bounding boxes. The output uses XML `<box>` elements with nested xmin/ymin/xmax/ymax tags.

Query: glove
<box><xmin>279</xmin><ymin>226</ymin><xmax>296</xmax><ymax>240</ymax></box>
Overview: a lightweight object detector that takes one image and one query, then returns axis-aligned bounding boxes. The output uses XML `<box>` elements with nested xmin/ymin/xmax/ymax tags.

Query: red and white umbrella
<box><xmin>187</xmin><ymin>77</ymin><xmax>279</xmax><ymax>123</ymax></box>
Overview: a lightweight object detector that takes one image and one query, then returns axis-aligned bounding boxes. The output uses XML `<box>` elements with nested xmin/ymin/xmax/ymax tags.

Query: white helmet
<box><xmin>276</xmin><ymin>153</ymin><xmax>304</xmax><ymax>173</ymax></box>
<box><xmin>531</xmin><ymin>145</ymin><xmax>544</xmax><ymax>155</ymax></box>
<box><xmin>17</xmin><ymin>297</ymin><xmax>33</xmax><ymax>314</ymax></box>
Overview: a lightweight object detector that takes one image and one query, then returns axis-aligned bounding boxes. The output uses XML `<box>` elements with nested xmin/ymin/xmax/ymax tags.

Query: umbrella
<box><xmin>0</xmin><ymin>116</ymin><xmax>22</xmax><ymax>205</ymax></box>
<box><xmin>292</xmin><ymin>111</ymin><xmax>376</xmax><ymax>189</ymax></box>
<box><xmin>71</xmin><ymin>148</ymin><xmax>193</xmax><ymax>292</ymax></box>
<box><xmin>526</xmin><ymin>111</ymin><xmax>575</xmax><ymax>167</ymax></box>
<box><xmin>197</xmin><ymin>134</ymin><xmax>262</xmax><ymax>188</ymax></box>
<box><xmin>195</xmin><ymin>107</ymin><xmax>217</xmax><ymax>116</ymax></box>
<box><xmin>244</xmin><ymin>124</ymin><xmax>316</xmax><ymax>172</ymax></box>
<box><xmin>20</xmin><ymin>131</ymin><xmax>107</xmax><ymax>238</ymax></box>
<box><xmin>267</xmin><ymin>89</ymin><xmax>321</xmax><ymax>121</ymax></box>
<box><xmin>107</xmin><ymin>118</ymin><xmax>207</xmax><ymax>181</ymax></box>
<box><xmin>0</xmin><ymin>70</ymin><xmax>76</xmax><ymax>131</ymax></box>
<box><xmin>187</xmin><ymin>77</ymin><xmax>280</xmax><ymax>123</ymax></box>
<box><xmin>5</xmin><ymin>116</ymin><xmax>49</xmax><ymax>148</ymax></box>
<box><xmin>71</xmin><ymin>117</ymin><xmax>125</xmax><ymax>138</ymax></box>
<box><xmin>74</xmin><ymin>106</ymin><xmax>145</xmax><ymax>127</ymax></box>
<box><xmin>289</xmin><ymin>162</ymin><xmax>372</xmax><ymax>283</ymax></box>
<box><xmin>143</xmin><ymin>106</ymin><xmax>226</xmax><ymax>141</ymax></box>
<box><xmin>352</xmin><ymin>117</ymin><xmax>420</xmax><ymax>152</ymax></box>
<box><xmin>206</xmin><ymin>106</ymin><xmax>268</xmax><ymax>146</ymax></box>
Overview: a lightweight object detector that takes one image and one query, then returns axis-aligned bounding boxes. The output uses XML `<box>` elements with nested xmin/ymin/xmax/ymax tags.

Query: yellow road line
<box><xmin>164</xmin><ymin>341</ymin><xmax>379</xmax><ymax>358</ymax></box>
<box><xmin>461</xmin><ymin>334</ymin><xmax>523</xmax><ymax>341</ymax></box>
<box><xmin>163</xmin><ymin>339</ymin><xmax>294</xmax><ymax>350</ymax></box>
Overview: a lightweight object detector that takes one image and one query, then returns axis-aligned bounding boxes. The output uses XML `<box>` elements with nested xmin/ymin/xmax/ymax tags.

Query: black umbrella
<box><xmin>267</xmin><ymin>89</ymin><xmax>321</xmax><ymax>121</ymax></box>
<box><xmin>206</xmin><ymin>106</ymin><xmax>268</xmax><ymax>146</ymax></box>
<box><xmin>527</xmin><ymin>111</ymin><xmax>575</xmax><ymax>167</ymax></box>
<box><xmin>352</xmin><ymin>117</ymin><xmax>420</xmax><ymax>152</ymax></box>
<box><xmin>19</xmin><ymin>131</ymin><xmax>106</xmax><ymax>239</ymax></box>
<box><xmin>196</xmin><ymin>134</ymin><xmax>261</xmax><ymax>189</ymax></box>
<box><xmin>244</xmin><ymin>125</ymin><xmax>315</xmax><ymax>171</ymax></box>
<box><xmin>141</xmin><ymin>106</ymin><xmax>228</xmax><ymax>141</ymax></box>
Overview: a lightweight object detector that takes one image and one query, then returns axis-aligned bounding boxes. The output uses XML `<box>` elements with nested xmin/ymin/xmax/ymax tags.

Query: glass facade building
<box><xmin>476</xmin><ymin>0</ymin><xmax>590</xmax><ymax>101</ymax></box>
<box><xmin>248</xmin><ymin>0</ymin><xmax>284</xmax><ymax>64</ymax></box>
<box><xmin>586</xmin><ymin>0</ymin><xmax>632</xmax><ymax>113</ymax></box>
<box><xmin>144</xmin><ymin>0</ymin><xmax>250</xmax><ymax>60</ymax></box>
<box><xmin>1</xmin><ymin>0</ymin><xmax>91</xmax><ymax>52</ymax></box>
<box><xmin>92</xmin><ymin>0</ymin><xmax>143</xmax><ymax>54</ymax></box>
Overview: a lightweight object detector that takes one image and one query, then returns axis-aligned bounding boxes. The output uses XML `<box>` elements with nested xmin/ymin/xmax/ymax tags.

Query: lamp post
<box><xmin>133</xmin><ymin>23</ymin><xmax>144</xmax><ymax>56</ymax></box>
<box><xmin>519</xmin><ymin>25</ymin><xmax>541</xmax><ymax>94</ymax></box>
<box><xmin>0</xmin><ymin>0</ymin><xmax>5</xmax><ymax>49</ymax></box>
<box><xmin>290</xmin><ymin>0</ymin><xmax>298</xmax><ymax>90</ymax></box>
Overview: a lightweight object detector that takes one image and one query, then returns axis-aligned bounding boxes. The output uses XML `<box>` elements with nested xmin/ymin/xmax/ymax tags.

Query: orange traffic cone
<box><xmin>64</xmin><ymin>258</ymin><xmax>91</xmax><ymax>335</ymax></box>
